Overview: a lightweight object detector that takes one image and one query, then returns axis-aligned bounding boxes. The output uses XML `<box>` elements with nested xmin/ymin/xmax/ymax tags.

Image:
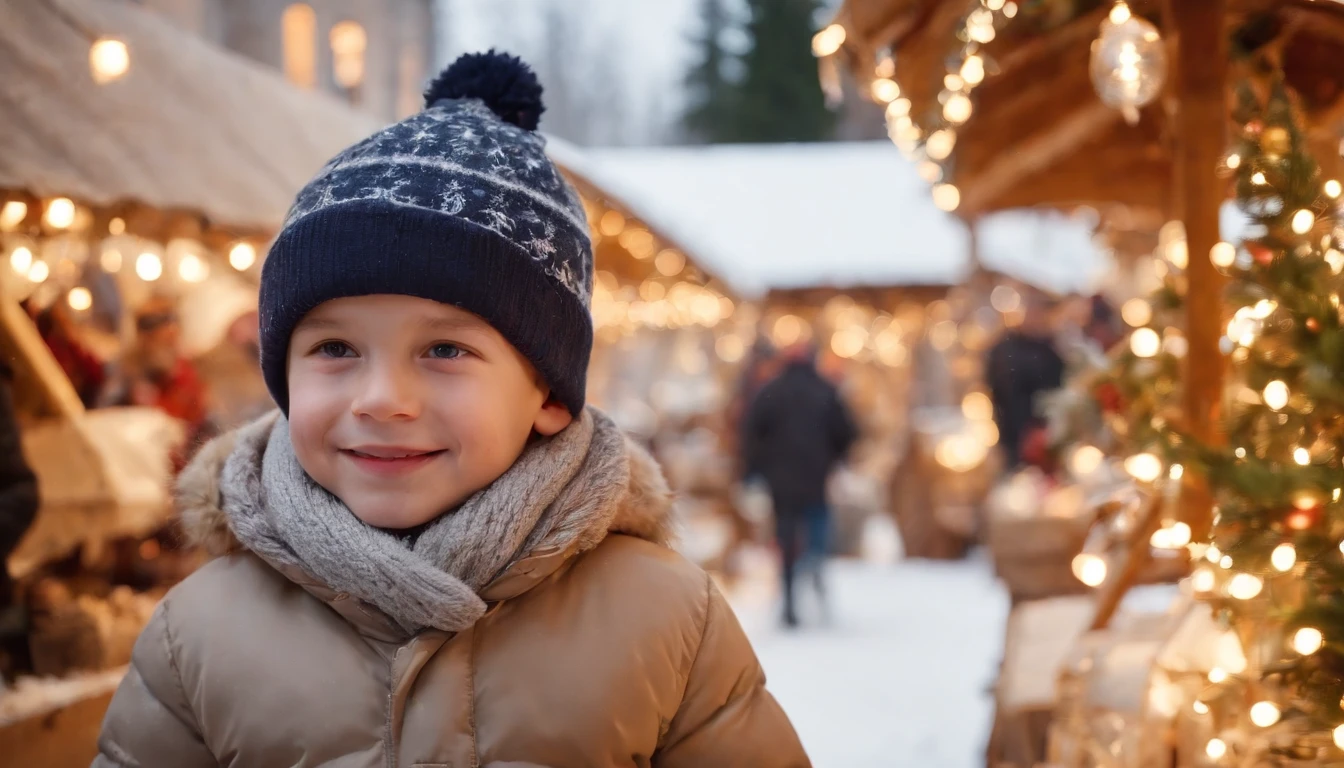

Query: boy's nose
<box><xmin>350</xmin><ymin>364</ymin><xmax>422</xmax><ymax>421</ymax></box>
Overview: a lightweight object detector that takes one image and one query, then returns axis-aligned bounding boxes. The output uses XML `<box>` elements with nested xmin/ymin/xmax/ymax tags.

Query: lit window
<box><xmin>281</xmin><ymin>4</ymin><xmax>317</xmax><ymax>89</ymax></box>
<box><xmin>331</xmin><ymin>21</ymin><xmax>367</xmax><ymax>92</ymax></box>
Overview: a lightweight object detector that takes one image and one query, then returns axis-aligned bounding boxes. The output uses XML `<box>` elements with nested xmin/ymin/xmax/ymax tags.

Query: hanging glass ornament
<box><xmin>1089</xmin><ymin>3</ymin><xmax>1167</xmax><ymax>125</ymax></box>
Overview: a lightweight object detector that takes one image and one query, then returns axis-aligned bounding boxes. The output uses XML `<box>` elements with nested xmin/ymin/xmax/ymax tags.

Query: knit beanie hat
<box><xmin>258</xmin><ymin>51</ymin><xmax>593</xmax><ymax>416</ymax></box>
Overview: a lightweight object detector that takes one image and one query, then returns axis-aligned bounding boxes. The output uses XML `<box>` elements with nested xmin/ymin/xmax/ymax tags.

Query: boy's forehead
<box><xmin>296</xmin><ymin>295</ymin><xmax>492</xmax><ymax>332</ymax></box>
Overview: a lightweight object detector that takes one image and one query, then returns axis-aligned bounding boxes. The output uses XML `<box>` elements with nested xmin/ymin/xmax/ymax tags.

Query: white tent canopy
<box><xmin>574</xmin><ymin>142</ymin><xmax>1112</xmax><ymax>298</ymax></box>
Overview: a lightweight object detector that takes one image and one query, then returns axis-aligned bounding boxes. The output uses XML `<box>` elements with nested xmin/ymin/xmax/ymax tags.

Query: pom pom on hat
<box><xmin>424</xmin><ymin>50</ymin><xmax>545</xmax><ymax>131</ymax></box>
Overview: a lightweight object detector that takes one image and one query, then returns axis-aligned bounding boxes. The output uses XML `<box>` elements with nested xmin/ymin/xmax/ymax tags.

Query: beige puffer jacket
<box><xmin>95</xmin><ymin>428</ymin><xmax>809</xmax><ymax>768</ymax></box>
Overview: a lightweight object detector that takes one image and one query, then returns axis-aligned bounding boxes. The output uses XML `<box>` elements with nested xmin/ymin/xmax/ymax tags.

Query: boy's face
<box><xmin>287</xmin><ymin>295</ymin><xmax>573</xmax><ymax>529</ymax></box>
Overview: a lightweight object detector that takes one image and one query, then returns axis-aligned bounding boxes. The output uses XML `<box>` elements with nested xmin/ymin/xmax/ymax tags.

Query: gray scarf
<box><xmin>218</xmin><ymin>408</ymin><xmax>631</xmax><ymax>634</ymax></box>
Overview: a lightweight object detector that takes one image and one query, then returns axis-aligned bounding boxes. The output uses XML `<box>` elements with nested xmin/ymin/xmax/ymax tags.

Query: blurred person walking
<box><xmin>743</xmin><ymin>343</ymin><xmax>857</xmax><ymax>628</ymax></box>
<box><xmin>985</xmin><ymin>295</ymin><xmax>1065</xmax><ymax>471</ymax></box>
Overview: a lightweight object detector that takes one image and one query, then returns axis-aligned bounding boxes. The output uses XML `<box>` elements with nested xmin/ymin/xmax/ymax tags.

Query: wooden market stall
<box><xmin>0</xmin><ymin>0</ymin><xmax>380</xmax><ymax>762</ymax></box>
<box><xmin>819</xmin><ymin>0</ymin><xmax>1344</xmax><ymax>764</ymax></box>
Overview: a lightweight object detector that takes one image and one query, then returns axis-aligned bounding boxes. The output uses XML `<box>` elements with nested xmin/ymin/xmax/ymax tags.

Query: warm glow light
<box><xmin>89</xmin><ymin>38</ymin><xmax>131</xmax><ymax>84</ymax></box>
<box><xmin>944</xmin><ymin>74</ymin><xmax>964</xmax><ymax>92</ymax></box>
<box><xmin>1109</xmin><ymin>2</ymin><xmax>1132</xmax><ymax>24</ymax></box>
<box><xmin>1252</xmin><ymin>171</ymin><xmax>1268</xmax><ymax>186</ymax></box>
<box><xmin>0</xmin><ymin>201</ymin><xmax>27</xmax><ymax>231</ymax></box>
<box><xmin>1193</xmin><ymin>701</ymin><xmax>1210</xmax><ymax>715</ymax></box>
<box><xmin>811</xmin><ymin>24</ymin><xmax>847</xmax><ymax>57</ymax></box>
<box><xmin>1292</xmin><ymin>209</ymin><xmax>1317</xmax><ymax>235</ymax></box>
<box><xmin>962</xmin><ymin>391</ymin><xmax>994</xmax><ymax>421</ymax></box>
<box><xmin>655</xmin><ymin>249</ymin><xmax>686</xmax><ymax>277</ymax></box>
<box><xmin>101</xmin><ymin>248</ymin><xmax>122</xmax><ymax>273</ymax></box>
<box><xmin>1070</xmin><ymin>445</ymin><xmax>1105</xmax><ymax>476</ymax></box>
<box><xmin>228</xmin><ymin>242</ymin><xmax>257</xmax><ymax>271</ymax></box>
<box><xmin>599</xmin><ymin>210</ymin><xmax>625</xmax><ymax>237</ymax></box>
<box><xmin>27</xmin><ymin>261</ymin><xmax>49</xmax><ymax>283</ymax></box>
<box><xmin>9</xmin><ymin>246</ymin><xmax>33</xmax><ymax>275</ymax></box>
<box><xmin>1272</xmin><ymin>543</ymin><xmax>1297</xmax><ymax>572</ymax></box>
<box><xmin>1130</xmin><ymin>327</ymin><xmax>1161</xmax><ymax>357</ymax></box>
<box><xmin>1220</xmin><ymin>555</ymin><xmax>1233</xmax><ymax>569</ymax></box>
<box><xmin>870</xmin><ymin>78</ymin><xmax>900</xmax><ymax>103</ymax></box>
<box><xmin>1121</xmin><ymin>298</ymin><xmax>1152</xmax><ymax>327</ymax></box>
<box><xmin>1071</xmin><ymin>553</ymin><xmax>1107</xmax><ymax>587</ymax></box>
<box><xmin>1125</xmin><ymin>452</ymin><xmax>1163</xmax><ymax>483</ymax></box>
<box><xmin>67</xmin><ymin>287</ymin><xmax>92</xmax><ymax>311</ymax></box>
<box><xmin>1295</xmin><ymin>447</ymin><xmax>1311</xmax><ymax>466</ymax></box>
<box><xmin>918</xmin><ymin>162</ymin><xmax>943</xmax><ymax>184</ymax></box>
<box><xmin>1226</xmin><ymin>153</ymin><xmax>1241</xmax><ymax>169</ymax></box>
<box><xmin>715</xmin><ymin>334</ymin><xmax>745</xmax><ymax>363</ymax></box>
<box><xmin>961</xmin><ymin>55</ymin><xmax>985</xmax><ymax>86</ymax></box>
<box><xmin>44</xmin><ymin>198</ymin><xmax>76</xmax><ymax>229</ymax></box>
<box><xmin>108</xmin><ymin>217</ymin><xmax>126</xmax><ymax>235</ymax></box>
<box><xmin>943</xmin><ymin>93</ymin><xmax>973</xmax><ymax>124</ymax></box>
<box><xmin>1294</xmin><ymin>627</ymin><xmax>1325</xmax><ymax>655</ymax></box>
<box><xmin>831</xmin><ymin>327</ymin><xmax>867</xmax><ymax>359</ymax></box>
<box><xmin>136</xmin><ymin>251</ymin><xmax>163</xmax><ymax>281</ymax></box>
<box><xmin>1208</xmin><ymin>667</ymin><xmax>1228</xmax><ymax>684</ymax></box>
<box><xmin>1328</xmin><ymin>249</ymin><xmax>1344</xmax><ymax>274</ymax></box>
<box><xmin>1326</xmin><ymin>180</ymin><xmax>1342</xmax><ymax>199</ymax></box>
<box><xmin>1210</xmin><ymin>241</ymin><xmax>1237</xmax><ymax>268</ymax></box>
<box><xmin>1251</xmin><ymin>701</ymin><xmax>1282</xmax><ymax>728</ymax></box>
<box><xmin>926</xmin><ymin>130</ymin><xmax>956</xmax><ymax>161</ymax></box>
<box><xmin>990</xmin><ymin>285</ymin><xmax>1021</xmax><ymax>313</ymax></box>
<box><xmin>178</xmin><ymin>253</ymin><xmax>209</xmax><ymax>283</ymax></box>
<box><xmin>1206</xmin><ymin>544</ymin><xmax>1222</xmax><ymax>563</ymax></box>
<box><xmin>773</xmin><ymin>315</ymin><xmax>805</xmax><ymax>347</ymax></box>
<box><xmin>1192</xmin><ymin>567</ymin><xmax>1215</xmax><ymax>592</ymax></box>
<box><xmin>1264</xmin><ymin>380</ymin><xmax>1289</xmax><ymax>410</ymax></box>
<box><xmin>886</xmin><ymin>98</ymin><xmax>910</xmax><ymax>119</ymax></box>
<box><xmin>1003</xmin><ymin>1</ymin><xmax>1017</xmax><ymax>17</ymax></box>
<box><xmin>1333</xmin><ymin>724</ymin><xmax>1344</xmax><ymax>750</ymax></box>
<box><xmin>1229</xmin><ymin>573</ymin><xmax>1264</xmax><ymax>600</ymax></box>
<box><xmin>932</xmin><ymin>184</ymin><xmax>960</xmax><ymax>212</ymax></box>
<box><xmin>1205</xmin><ymin>738</ymin><xmax>1227</xmax><ymax>760</ymax></box>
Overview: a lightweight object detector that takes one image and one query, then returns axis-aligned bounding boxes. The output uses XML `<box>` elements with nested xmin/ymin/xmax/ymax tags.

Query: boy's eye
<box><xmin>317</xmin><ymin>341</ymin><xmax>355</xmax><ymax>358</ymax></box>
<box><xmin>428</xmin><ymin>343</ymin><xmax>465</xmax><ymax>360</ymax></box>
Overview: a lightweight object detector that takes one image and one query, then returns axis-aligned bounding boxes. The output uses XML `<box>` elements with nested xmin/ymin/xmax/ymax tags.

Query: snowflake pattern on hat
<box><xmin>283</xmin><ymin>98</ymin><xmax>594</xmax><ymax>304</ymax></box>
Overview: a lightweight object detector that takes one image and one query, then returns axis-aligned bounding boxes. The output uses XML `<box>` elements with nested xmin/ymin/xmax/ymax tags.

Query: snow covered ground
<box><xmin>726</xmin><ymin>549</ymin><xmax>1010</xmax><ymax>768</ymax></box>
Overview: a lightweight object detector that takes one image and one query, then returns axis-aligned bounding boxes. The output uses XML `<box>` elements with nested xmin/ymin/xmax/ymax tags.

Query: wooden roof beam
<box><xmin>958</xmin><ymin>101</ymin><xmax>1121</xmax><ymax>214</ymax></box>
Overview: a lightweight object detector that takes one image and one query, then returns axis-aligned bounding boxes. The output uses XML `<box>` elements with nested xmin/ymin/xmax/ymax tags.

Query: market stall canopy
<box><xmin>580</xmin><ymin>142</ymin><xmax>1111</xmax><ymax>296</ymax></box>
<box><xmin>0</xmin><ymin>0</ymin><xmax>383</xmax><ymax>233</ymax></box>
<box><xmin>826</xmin><ymin>0</ymin><xmax>1344</xmax><ymax>216</ymax></box>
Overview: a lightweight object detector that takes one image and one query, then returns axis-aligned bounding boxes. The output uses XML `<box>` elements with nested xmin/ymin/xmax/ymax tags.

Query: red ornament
<box><xmin>1287</xmin><ymin>506</ymin><xmax>1321</xmax><ymax>531</ymax></box>
<box><xmin>1308</xmin><ymin>317</ymin><xmax>1321</xmax><ymax>332</ymax></box>
<box><xmin>1245</xmin><ymin>119</ymin><xmax>1264</xmax><ymax>136</ymax></box>
<box><xmin>1095</xmin><ymin>382</ymin><xmax>1125</xmax><ymax>414</ymax></box>
<box><xmin>1250</xmin><ymin>243</ymin><xmax>1275</xmax><ymax>265</ymax></box>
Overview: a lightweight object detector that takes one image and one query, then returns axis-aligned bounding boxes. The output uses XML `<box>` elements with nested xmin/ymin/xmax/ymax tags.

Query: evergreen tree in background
<box><xmin>732</xmin><ymin>0</ymin><xmax>834</xmax><ymax>142</ymax></box>
<box><xmin>679</xmin><ymin>0</ymin><xmax>835</xmax><ymax>143</ymax></box>
<box><xmin>681</xmin><ymin>0</ymin><xmax>735</xmax><ymax>143</ymax></box>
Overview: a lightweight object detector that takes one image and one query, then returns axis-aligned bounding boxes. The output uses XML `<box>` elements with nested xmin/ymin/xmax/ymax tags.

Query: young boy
<box><xmin>94</xmin><ymin>52</ymin><xmax>809</xmax><ymax>767</ymax></box>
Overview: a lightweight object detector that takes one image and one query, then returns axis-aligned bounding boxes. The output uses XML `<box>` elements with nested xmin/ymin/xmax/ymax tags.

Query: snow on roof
<box><xmin>575</xmin><ymin>142</ymin><xmax>1110</xmax><ymax>298</ymax></box>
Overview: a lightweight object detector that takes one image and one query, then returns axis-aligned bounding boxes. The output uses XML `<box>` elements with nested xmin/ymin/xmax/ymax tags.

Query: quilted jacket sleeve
<box><xmin>655</xmin><ymin>577</ymin><xmax>811</xmax><ymax>768</ymax></box>
<box><xmin>93</xmin><ymin>599</ymin><xmax>215</xmax><ymax>767</ymax></box>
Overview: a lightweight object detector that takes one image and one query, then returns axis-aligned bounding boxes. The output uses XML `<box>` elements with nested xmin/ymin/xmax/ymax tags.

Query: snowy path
<box><xmin>727</xmin><ymin>553</ymin><xmax>1010</xmax><ymax>768</ymax></box>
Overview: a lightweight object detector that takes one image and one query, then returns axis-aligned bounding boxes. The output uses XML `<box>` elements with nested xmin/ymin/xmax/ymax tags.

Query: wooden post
<box><xmin>1171</xmin><ymin>0</ymin><xmax>1228</xmax><ymax>541</ymax></box>
<box><xmin>1088</xmin><ymin>0</ymin><xmax>1228</xmax><ymax>630</ymax></box>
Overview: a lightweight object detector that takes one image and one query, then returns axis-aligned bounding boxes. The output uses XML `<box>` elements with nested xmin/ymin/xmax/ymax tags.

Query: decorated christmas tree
<box><xmin>1192</xmin><ymin>76</ymin><xmax>1344</xmax><ymax>761</ymax></box>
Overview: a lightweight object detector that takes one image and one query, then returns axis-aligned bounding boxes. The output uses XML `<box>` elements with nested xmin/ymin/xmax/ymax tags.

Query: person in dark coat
<box><xmin>0</xmin><ymin>358</ymin><xmax>39</xmax><ymax>677</ymax></box>
<box><xmin>743</xmin><ymin>344</ymin><xmax>857</xmax><ymax>627</ymax></box>
<box><xmin>985</xmin><ymin>296</ymin><xmax>1065</xmax><ymax>470</ymax></box>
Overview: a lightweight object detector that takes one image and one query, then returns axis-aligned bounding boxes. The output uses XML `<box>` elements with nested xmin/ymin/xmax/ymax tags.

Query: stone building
<box><xmin>138</xmin><ymin>0</ymin><xmax>435</xmax><ymax>122</ymax></box>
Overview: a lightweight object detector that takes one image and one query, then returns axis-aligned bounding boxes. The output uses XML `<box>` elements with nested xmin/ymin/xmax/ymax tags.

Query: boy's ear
<box><xmin>533</xmin><ymin>398</ymin><xmax>573</xmax><ymax>436</ymax></box>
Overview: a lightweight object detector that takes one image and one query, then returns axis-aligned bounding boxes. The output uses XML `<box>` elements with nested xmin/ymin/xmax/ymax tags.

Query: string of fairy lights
<box><xmin>813</xmin><ymin>0</ymin><xmax>1167</xmax><ymax>214</ymax></box>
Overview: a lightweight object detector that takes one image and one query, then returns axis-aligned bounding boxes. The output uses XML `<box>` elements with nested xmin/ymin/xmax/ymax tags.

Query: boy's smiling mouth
<box><xmin>340</xmin><ymin>446</ymin><xmax>447</xmax><ymax>475</ymax></box>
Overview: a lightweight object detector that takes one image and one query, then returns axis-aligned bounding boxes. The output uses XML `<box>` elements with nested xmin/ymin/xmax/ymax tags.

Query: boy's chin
<box><xmin>344</xmin><ymin>498</ymin><xmax>451</xmax><ymax>531</ymax></box>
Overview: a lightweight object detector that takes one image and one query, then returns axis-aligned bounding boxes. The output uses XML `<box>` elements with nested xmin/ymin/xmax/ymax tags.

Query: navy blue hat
<box><xmin>259</xmin><ymin>51</ymin><xmax>593</xmax><ymax>416</ymax></box>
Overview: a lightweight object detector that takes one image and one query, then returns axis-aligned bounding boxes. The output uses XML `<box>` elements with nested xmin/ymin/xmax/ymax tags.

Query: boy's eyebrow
<box><xmin>423</xmin><ymin>315</ymin><xmax>491</xmax><ymax>334</ymax></box>
<box><xmin>293</xmin><ymin>316</ymin><xmax>342</xmax><ymax>332</ymax></box>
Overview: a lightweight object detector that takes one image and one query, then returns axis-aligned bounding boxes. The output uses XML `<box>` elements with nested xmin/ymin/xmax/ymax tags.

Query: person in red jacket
<box><xmin>113</xmin><ymin>299</ymin><xmax>208</xmax><ymax>470</ymax></box>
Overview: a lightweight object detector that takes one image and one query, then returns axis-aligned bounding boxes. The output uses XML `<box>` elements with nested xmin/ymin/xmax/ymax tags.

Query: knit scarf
<box><xmin>217</xmin><ymin>408</ymin><xmax>631</xmax><ymax>635</ymax></box>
